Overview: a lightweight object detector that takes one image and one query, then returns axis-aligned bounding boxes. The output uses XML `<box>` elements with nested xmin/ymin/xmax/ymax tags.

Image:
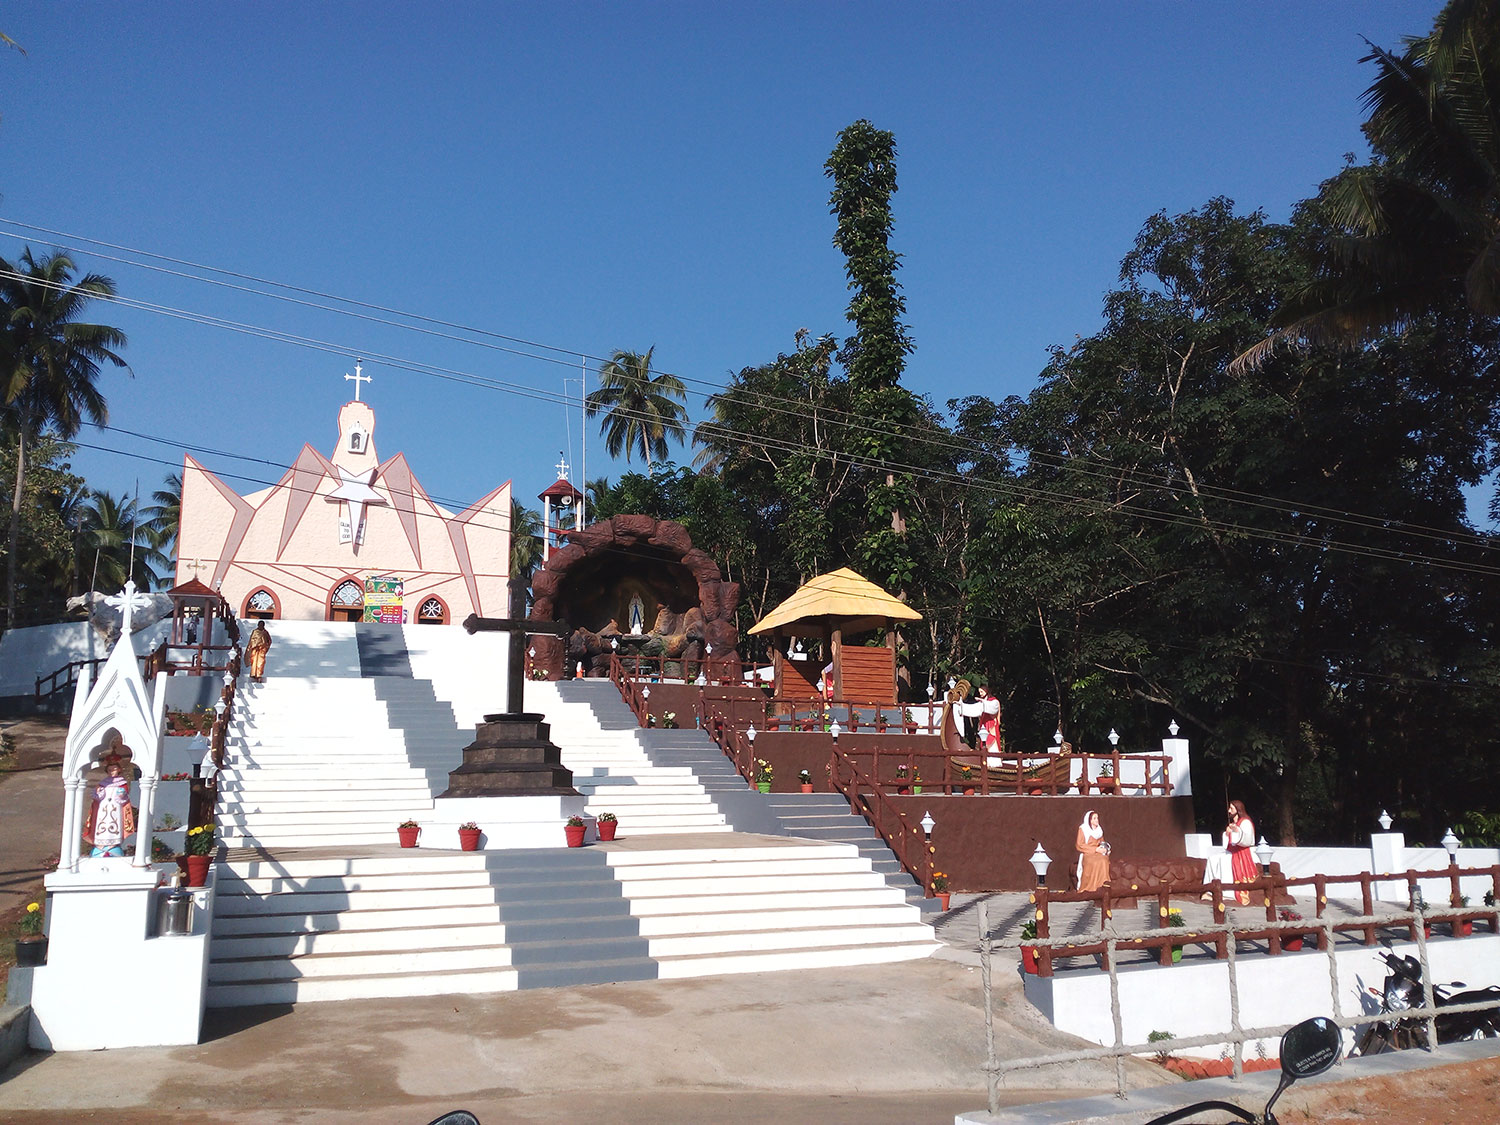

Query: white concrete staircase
<box><xmin>205</xmin><ymin>622</ymin><xmax>937</xmax><ymax>1005</ymax></box>
<box><xmin>528</xmin><ymin>680</ymin><xmax>730</xmax><ymax>836</ymax></box>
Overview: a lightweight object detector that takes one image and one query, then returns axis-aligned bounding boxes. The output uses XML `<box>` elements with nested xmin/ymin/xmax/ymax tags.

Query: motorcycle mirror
<box><xmin>426</xmin><ymin>1114</ymin><xmax>480</xmax><ymax>1125</ymax></box>
<box><xmin>1280</xmin><ymin>1017</ymin><xmax>1341</xmax><ymax>1079</ymax></box>
<box><xmin>1262</xmin><ymin>1017</ymin><xmax>1341</xmax><ymax>1121</ymax></box>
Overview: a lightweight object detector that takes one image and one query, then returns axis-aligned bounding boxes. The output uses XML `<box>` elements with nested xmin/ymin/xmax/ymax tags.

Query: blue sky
<box><xmin>2</xmin><ymin>2</ymin><xmax>1468</xmax><ymax>533</ymax></box>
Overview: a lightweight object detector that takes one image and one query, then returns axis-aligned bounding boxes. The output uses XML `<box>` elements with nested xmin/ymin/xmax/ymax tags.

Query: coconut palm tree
<box><xmin>144</xmin><ymin>471</ymin><xmax>182</xmax><ymax>564</ymax></box>
<box><xmin>584</xmin><ymin>347</ymin><xmax>688</xmax><ymax>472</ymax></box>
<box><xmin>76</xmin><ymin>490</ymin><xmax>164</xmax><ymax>592</ymax></box>
<box><xmin>510</xmin><ymin>500</ymin><xmax>544</xmax><ymax>582</ymax></box>
<box><xmin>1233</xmin><ymin>0</ymin><xmax>1500</xmax><ymax>371</ymax></box>
<box><xmin>0</xmin><ymin>248</ymin><xmax>127</xmax><ymax>626</ymax></box>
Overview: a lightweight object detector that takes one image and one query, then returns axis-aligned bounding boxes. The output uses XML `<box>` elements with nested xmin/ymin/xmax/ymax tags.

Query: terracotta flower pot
<box><xmin>597</xmin><ymin>819</ymin><xmax>618</xmax><ymax>841</ymax></box>
<box><xmin>564</xmin><ymin>823</ymin><xmax>587</xmax><ymax>847</ymax></box>
<box><xmin>15</xmin><ymin>937</ymin><xmax>47</xmax><ymax>967</ymax></box>
<box><xmin>183</xmin><ymin>854</ymin><xmax>212</xmax><ymax>887</ymax></box>
<box><xmin>897</xmin><ymin>785</ymin><xmax>910</xmax><ymax>795</ymax></box>
<box><xmin>1283</xmin><ymin>935</ymin><xmax>1304</xmax><ymax>952</ymax></box>
<box><xmin>398</xmin><ymin>825</ymin><xmax>420</xmax><ymax>848</ymax></box>
<box><xmin>1454</xmin><ymin>920</ymin><xmax>1472</xmax><ymax>937</ymax></box>
<box><xmin>936</xmin><ymin>892</ymin><xmax>951</xmax><ymax>910</ymax></box>
<box><xmin>800</xmin><ymin>783</ymin><xmax>814</xmax><ymax>793</ymax></box>
<box><xmin>458</xmin><ymin>828</ymin><xmax>481</xmax><ymax>852</ymax></box>
<box><xmin>1021</xmin><ymin>945</ymin><xmax>1038</xmax><ymax>974</ymax></box>
<box><xmin>963</xmin><ymin>786</ymin><xmax>976</xmax><ymax>796</ymax></box>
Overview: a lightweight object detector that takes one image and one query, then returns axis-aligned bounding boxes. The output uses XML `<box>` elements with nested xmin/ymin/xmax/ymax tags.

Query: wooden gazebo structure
<box><xmin>748</xmin><ymin>567</ymin><xmax>922</xmax><ymax>705</ymax></box>
<box><xmin>165</xmin><ymin>578</ymin><xmax>237</xmax><ymax>675</ymax></box>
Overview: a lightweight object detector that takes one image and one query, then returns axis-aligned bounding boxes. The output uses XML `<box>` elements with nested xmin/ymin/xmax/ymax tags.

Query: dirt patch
<box><xmin>1273</xmin><ymin>1055</ymin><xmax>1500</xmax><ymax>1124</ymax></box>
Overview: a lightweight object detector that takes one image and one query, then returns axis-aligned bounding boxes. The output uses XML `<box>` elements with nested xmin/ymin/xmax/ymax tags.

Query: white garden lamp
<box><xmin>1442</xmin><ymin>828</ymin><xmax>1460</xmax><ymax>863</ymax></box>
<box><xmin>1255</xmin><ymin>836</ymin><xmax>1273</xmax><ymax>876</ymax></box>
<box><xmin>1378</xmin><ymin>809</ymin><xmax>1393</xmax><ymax>831</ymax></box>
<box><xmin>1029</xmin><ymin>843</ymin><xmax>1051</xmax><ymax>888</ymax></box>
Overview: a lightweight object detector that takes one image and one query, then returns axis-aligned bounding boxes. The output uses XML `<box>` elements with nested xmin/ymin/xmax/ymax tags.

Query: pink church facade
<box><xmin>175</xmin><ymin>395</ymin><xmax>511</xmax><ymax>624</ymax></box>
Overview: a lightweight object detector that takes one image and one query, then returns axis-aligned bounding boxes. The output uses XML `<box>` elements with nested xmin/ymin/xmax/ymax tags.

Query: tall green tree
<box><xmin>1234</xmin><ymin>0</ymin><xmax>1500</xmax><ymax>373</ymax></box>
<box><xmin>585</xmin><ymin>347</ymin><xmax>688</xmax><ymax>472</ymax></box>
<box><xmin>825</xmin><ymin>120</ymin><xmax>920</xmax><ymax>601</ymax></box>
<box><xmin>145</xmin><ymin>471</ymin><xmax>182</xmax><ymax>564</ymax></box>
<box><xmin>0</xmin><ymin>248</ymin><xmax>126</xmax><ymax>628</ymax></box>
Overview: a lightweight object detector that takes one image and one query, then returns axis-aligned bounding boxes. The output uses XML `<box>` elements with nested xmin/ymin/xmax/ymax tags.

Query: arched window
<box><xmin>349</xmin><ymin>427</ymin><xmax>364</xmax><ymax>453</ymax></box>
<box><xmin>416</xmin><ymin>596</ymin><xmax>447</xmax><ymax>625</ymax></box>
<box><xmin>327</xmin><ymin>578</ymin><xmax>365</xmax><ymax>622</ymax></box>
<box><xmin>242</xmin><ymin>588</ymin><xmax>280</xmax><ymax>620</ymax></box>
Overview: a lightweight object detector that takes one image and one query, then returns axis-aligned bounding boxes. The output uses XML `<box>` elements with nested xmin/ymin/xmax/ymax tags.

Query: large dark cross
<box><xmin>461</xmin><ymin>579</ymin><xmax>568</xmax><ymax>715</ymax></box>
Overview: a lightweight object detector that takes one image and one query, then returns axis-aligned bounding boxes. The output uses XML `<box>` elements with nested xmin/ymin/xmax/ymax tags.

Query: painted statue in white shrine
<box><xmin>84</xmin><ymin>739</ymin><xmax>136</xmax><ymax>857</ymax></box>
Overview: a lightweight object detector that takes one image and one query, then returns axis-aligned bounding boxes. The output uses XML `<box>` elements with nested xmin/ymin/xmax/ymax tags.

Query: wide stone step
<box><xmin>648</xmin><ymin>921</ymin><xmax>936</xmax><ymax>958</ymax></box>
<box><xmin>629</xmin><ymin>886</ymin><xmax>904</xmax><ymax>914</ymax></box>
<box><xmin>206</xmin><ymin>964</ymin><xmax>521</xmax><ymax>1007</ymax></box>
<box><xmin>213</xmin><ymin>902</ymin><xmax>504</xmax><ymax>935</ymax></box>
<box><xmin>655</xmin><ymin>940</ymin><xmax>937</xmax><ymax>979</ymax></box>
<box><xmin>213</xmin><ymin>922</ymin><xmax>511</xmax><ymax>959</ymax></box>
<box><xmin>210</xmin><ymin>941</ymin><xmax>515</xmax><ymax>981</ymax></box>
<box><xmin>634</xmin><ymin>903</ymin><xmax>920</xmax><ymax>936</ymax></box>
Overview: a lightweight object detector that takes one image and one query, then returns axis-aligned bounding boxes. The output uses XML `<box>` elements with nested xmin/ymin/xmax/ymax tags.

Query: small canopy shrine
<box><xmin>748</xmin><ymin>567</ymin><xmax>922</xmax><ymax>704</ymax></box>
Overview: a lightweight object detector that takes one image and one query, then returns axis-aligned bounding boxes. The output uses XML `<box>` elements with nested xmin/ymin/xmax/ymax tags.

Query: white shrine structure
<box><xmin>23</xmin><ymin>582</ymin><xmax>213</xmax><ymax>1050</ymax></box>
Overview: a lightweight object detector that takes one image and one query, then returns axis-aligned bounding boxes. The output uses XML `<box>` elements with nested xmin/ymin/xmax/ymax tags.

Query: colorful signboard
<box><xmin>362</xmin><ymin>575</ymin><xmax>405</xmax><ymax>624</ymax></box>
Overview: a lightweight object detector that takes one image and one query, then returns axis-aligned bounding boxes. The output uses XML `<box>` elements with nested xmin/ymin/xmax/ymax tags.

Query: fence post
<box><xmin>1314</xmin><ymin>874</ymin><xmax>1330</xmax><ymax>952</ymax></box>
<box><xmin>1361</xmin><ymin>872</ymin><xmax>1377</xmax><ymax>946</ymax></box>
<box><xmin>1156</xmin><ymin>890</ymin><xmax>1173</xmax><ymax>966</ymax></box>
<box><xmin>1034</xmin><ymin>887</ymin><xmax>1053</xmax><ymax>978</ymax></box>
<box><xmin>1265</xmin><ymin>872</ymin><xmax>1281</xmax><ymax>955</ymax></box>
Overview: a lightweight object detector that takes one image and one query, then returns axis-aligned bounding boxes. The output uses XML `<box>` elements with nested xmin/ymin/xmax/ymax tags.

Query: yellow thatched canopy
<box><xmin>748</xmin><ymin>567</ymin><xmax>922</xmax><ymax>638</ymax></box>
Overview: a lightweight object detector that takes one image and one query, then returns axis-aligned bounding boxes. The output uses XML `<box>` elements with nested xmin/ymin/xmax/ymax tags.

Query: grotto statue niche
<box><xmin>526</xmin><ymin>515</ymin><xmax>741</xmax><ymax>680</ymax></box>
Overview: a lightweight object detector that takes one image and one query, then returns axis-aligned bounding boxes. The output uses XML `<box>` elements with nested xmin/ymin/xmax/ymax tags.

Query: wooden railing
<box><xmin>1026</xmin><ymin>863</ymin><xmax>1500</xmax><ymax>977</ymax></box>
<box><xmin>698</xmin><ymin>698</ymin><xmax>757</xmax><ymax>786</ymax></box>
<box><xmin>829</xmin><ymin>747</ymin><xmax>937</xmax><ymax>895</ymax></box>
<box><xmin>608</xmin><ymin>652</ymin><xmax>651</xmax><ymax>725</ymax></box>
<box><xmin>605</xmin><ymin>652</ymin><xmax>746</xmax><ymax>686</ymax></box>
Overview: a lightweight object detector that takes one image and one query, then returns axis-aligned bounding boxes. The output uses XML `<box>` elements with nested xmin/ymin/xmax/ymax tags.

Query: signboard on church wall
<box><xmin>362</xmin><ymin>575</ymin><xmax>405</xmax><ymax>623</ymax></box>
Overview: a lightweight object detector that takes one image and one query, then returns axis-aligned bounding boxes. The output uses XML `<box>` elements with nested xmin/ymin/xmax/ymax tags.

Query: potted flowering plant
<box><xmin>397</xmin><ymin>818</ymin><xmax>421</xmax><ymax>848</ymax></box>
<box><xmin>798</xmin><ymin>768</ymin><xmax>813</xmax><ymax>793</ymax></box>
<box><xmin>931</xmin><ymin>871</ymin><xmax>951</xmax><ymax>911</ymax></box>
<box><xmin>1166</xmin><ymin>907</ymin><xmax>1186</xmax><ymax>962</ymax></box>
<box><xmin>1278</xmin><ymin>907</ymin><xmax>1308</xmax><ymax>950</ymax></box>
<box><xmin>957</xmin><ymin>762</ymin><xmax>975</xmax><ymax>795</ymax></box>
<box><xmin>183</xmin><ymin>824</ymin><xmax>216</xmax><ymax>886</ymax></box>
<box><xmin>457</xmin><ymin>821</ymin><xmax>482</xmax><ymax>851</ymax></box>
<box><xmin>15</xmin><ymin>900</ymin><xmax>46</xmax><ymax>965</ymax></box>
<box><xmin>596</xmin><ymin>811</ymin><xmax>618</xmax><ymax>841</ymax></box>
<box><xmin>661</xmin><ymin>711</ymin><xmax>678</xmax><ymax>729</ymax></box>
<box><xmin>1019</xmin><ymin>919</ymin><xmax>1039</xmax><ymax>973</ymax></box>
<box><xmin>754</xmin><ymin>759</ymin><xmax>773</xmax><ymax>793</ymax></box>
<box><xmin>895</xmin><ymin>764</ymin><xmax>911</xmax><ymax>794</ymax></box>
<box><xmin>564</xmin><ymin>814</ymin><xmax>588</xmax><ymax>847</ymax></box>
<box><xmin>530</xmin><ymin>668</ymin><xmax>550</xmax><ymax>681</ymax></box>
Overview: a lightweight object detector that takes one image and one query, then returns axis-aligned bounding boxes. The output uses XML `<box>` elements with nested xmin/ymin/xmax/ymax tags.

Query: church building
<box><xmin>174</xmin><ymin>367</ymin><xmax>511</xmax><ymax>623</ymax></box>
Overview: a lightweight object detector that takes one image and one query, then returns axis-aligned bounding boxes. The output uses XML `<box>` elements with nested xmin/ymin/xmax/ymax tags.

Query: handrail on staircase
<box><xmin>608</xmin><ymin>652</ymin><xmax>650</xmax><ymax>725</ymax></box>
<box><xmin>188</xmin><ymin>596</ymin><xmax>244</xmax><ymax>835</ymax></box>
<box><xmin>829</xmin><ymin>747</ymin><xmax>937</xmax><ymax>897</ymax></box>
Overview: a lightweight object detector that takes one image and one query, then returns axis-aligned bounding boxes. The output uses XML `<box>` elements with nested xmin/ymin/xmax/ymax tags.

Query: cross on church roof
<box><xmin>345</xmin><ymin>360</ymin><xmax>371</xmax><ymax>401</ymax></box>
<box><xmin>555</xmin><ymin>453</ymin><xmax>570</xmax><ymax>481</ymax></box>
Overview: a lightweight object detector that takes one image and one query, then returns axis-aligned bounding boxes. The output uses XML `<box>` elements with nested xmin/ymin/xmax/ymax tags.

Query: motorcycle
<box><xmin>1355</xmin><ymin>942</ymin><xmax>1500</xmax><ymax>1055</ymax></box>
<box><xmin>1143</xmin><ymin>1016</ymin><xmax>1341</xmax><ymax>1125</ymax></box>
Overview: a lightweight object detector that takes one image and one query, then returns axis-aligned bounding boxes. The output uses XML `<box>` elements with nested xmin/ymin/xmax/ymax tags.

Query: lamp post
<box><xmin>1168</xmin><ymin>720</ymin><xmax>1179</xmax><ymax>737</ymax></box>
<box><xmin>1441</xmin><ymin>828</ymin><xmax>1463</xmax><ymax>915</ymax></box>
<box><xmin>1378</xmin><ymin>809</ymin><xmax>1393</xmax><ymax>832</ymax></box>
<box><xmin>1029</xmin><ymin>843</ymin><xmax>1051</xmax><ymax>888</ymax></box>
<box><xmin>920</xmin><ymin>810</ymin><xmax>935</xmax><ymax>840</ymax></box>
<box><xmin>1107</xmin><ymin>728</ymin><xmax>1119</xmax><ymax>747</ymax></box>
<box><xmin>829</xmin><ymin>720</ymin><xmax>841</xmax><ymax>744</ymax></box>
<box><xmin>1255</xmin><ymin>836</ymin><xmax>1273</xmax><ymax>877</ymax></box>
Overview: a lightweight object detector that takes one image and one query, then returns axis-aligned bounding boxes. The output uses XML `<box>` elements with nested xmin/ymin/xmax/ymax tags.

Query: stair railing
<box><xmin>608</xmin><ymin>651</ymin><xmax>651</xmax><ymax>725</ymax></box>
<box><xmin>188</xmin><ymin>596</ymin><xmax>245</xmax><ymax>835</ymax></box>
<box><xmin>828</xmin><ymin>746</ymin><xmax>937</xmax><ymax>895</ymax></box>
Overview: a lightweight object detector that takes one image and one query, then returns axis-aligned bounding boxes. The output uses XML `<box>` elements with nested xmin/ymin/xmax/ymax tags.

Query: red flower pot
<box><xmin>564</xmin><ymin>824</ymin><xmax>587</xmax><ymax>847</ymax></box>
<box><xmin>597</xmin><ymin>819</ymin><xmax>618</xmax><ymax>841</ymax></box>
<box><xmin>897</xmin><ymin>785</ymin><xmax>910</xmax><ymax>795</ymax></box>
<box><xmin>1454</xmin><ymin>920</ymin><xmax>1473</xmax><ymax>937</ymax></box>
<box><xmin>800</xmin><ymin>783</ymin><xmax>814</xmax><ymax>793</ymax></box>
<box><xmin>1283</xmin><ymin>936</ymin><xmax>1304</xmax><ymax>952</ymax></box>
<box><xmin>398</xmin><ymin>825</ymin><xmax>420</xmax><ymax>849</ymax></box>
<box><xmin>963</xmin><ymin>787</ymin><xmax>976</xmax><ymax>796</ymax></box>
<box><xmin>1021</xmin><ymin>945</ymin><xmax>1038</xmax><ymax>974</ymax></box>
<box><xmin>936</xmin><ymin>892</ymin><xmax>951</xmax><ymax>910</ymax></box>
<box><xmin>458</xmin><ymin>828</ymin><xmax>481</xmax><ymax>852</ymax></box>
<box><xmin>183</xmin><ymin>854</ymin><xmax>212</xmax><ymax>887</ymax></box>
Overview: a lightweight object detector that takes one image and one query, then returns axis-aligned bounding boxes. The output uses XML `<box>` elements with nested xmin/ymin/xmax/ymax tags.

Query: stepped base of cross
<box><xmin>209</xmin><ymin>621</ymin><xmax>939</xmax><ymax>1007</ymax></box>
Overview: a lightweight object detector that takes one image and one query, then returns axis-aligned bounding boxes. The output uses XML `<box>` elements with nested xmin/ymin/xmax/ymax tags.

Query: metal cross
<box><xmin>345</xmin><ymin>360</ymin><xmax>371</xmax><ymax>401</ymax></box>
<box><xmin>555</xmin><ymin>453</ymin><xmax>570</xmax><ymax>480</ymax></box>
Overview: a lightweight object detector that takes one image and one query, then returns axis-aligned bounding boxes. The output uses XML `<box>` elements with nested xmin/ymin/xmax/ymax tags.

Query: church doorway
<box><xmin>327</xmin><ymin>578</ymin><xmax>364</xmax><ymax>622</ymax></box>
